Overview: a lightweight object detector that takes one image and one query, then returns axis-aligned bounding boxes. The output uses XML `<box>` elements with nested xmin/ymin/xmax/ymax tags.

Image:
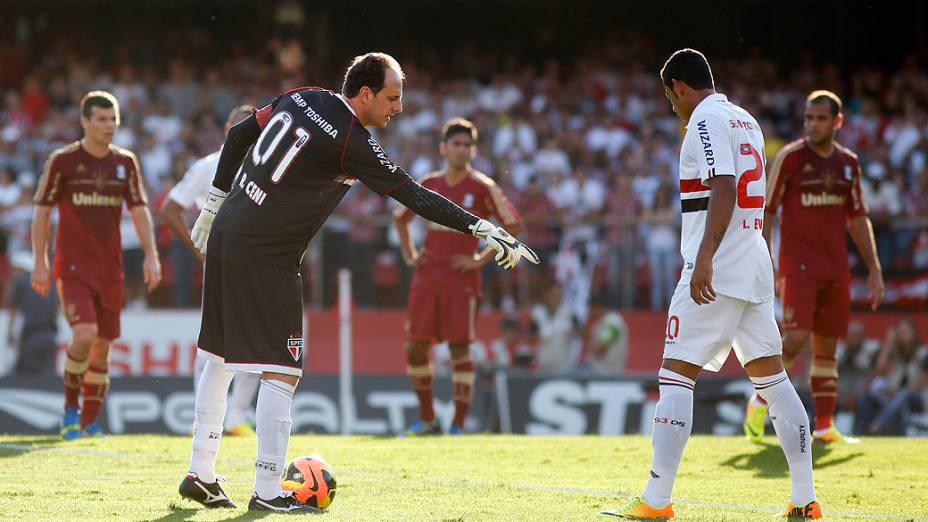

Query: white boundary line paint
<box><xmin>0</xmin><ymin>443</ymin><xmax>123</xmax><ymax>457</ymax></box>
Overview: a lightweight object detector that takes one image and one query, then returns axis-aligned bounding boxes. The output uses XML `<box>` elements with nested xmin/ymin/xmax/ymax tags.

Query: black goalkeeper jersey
<box><xmin>213</xmin><ymin>87</ymin><xmax>412</xmax><ymax>271</ymax></box>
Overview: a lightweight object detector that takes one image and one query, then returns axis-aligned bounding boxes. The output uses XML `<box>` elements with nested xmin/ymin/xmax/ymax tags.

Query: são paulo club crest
<box><xmin>287</xmin><ymin>334</ymin><xmax>304</xmax><ymax>361</ymax></box>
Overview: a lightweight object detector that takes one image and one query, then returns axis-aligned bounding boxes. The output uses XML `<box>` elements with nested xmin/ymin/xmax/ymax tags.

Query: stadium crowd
<box><xmin>1</xmin><ymin>35</ymin><xmax>927</xmax><ymax>315</ymax></box>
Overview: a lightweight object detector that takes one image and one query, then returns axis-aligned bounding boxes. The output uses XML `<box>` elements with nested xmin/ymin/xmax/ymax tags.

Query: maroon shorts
<box><xmin>406</xmin><ymin>287</ymin><xmax>477</xmax><ymax>343</ymax></box>
<box><xmin>56</xmin><ymin>277</ymin><xmax>123</xmax><ymax>340</ymax></box>
<box><xmin>780</xmin><ymin>272</ymin><xmax>850</xmax><ymax>338</ymax></box>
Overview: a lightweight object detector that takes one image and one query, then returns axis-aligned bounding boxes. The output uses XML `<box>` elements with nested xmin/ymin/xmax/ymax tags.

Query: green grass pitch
<box><xmin>1</xmin><ymin>434</ymin><xmax>926</xmax><ymax>521</ymax></box>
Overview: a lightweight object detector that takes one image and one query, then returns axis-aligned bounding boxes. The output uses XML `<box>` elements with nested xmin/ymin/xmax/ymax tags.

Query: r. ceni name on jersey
<box><xmin>289</xmin><ymin>92</ymin><xmax>338</xmax><ymax>139</ymax></box>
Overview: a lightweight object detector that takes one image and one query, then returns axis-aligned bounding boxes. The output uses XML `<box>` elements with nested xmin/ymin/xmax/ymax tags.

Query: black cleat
<box><xmin>248</xmin><ymin>491</ymin><xmax>322</xmax><ymax>512</ymax></box>
<box><xmin>178</xmin><ymin>473</ymin><xmax>236</xmax><ymax>509</ymax></box>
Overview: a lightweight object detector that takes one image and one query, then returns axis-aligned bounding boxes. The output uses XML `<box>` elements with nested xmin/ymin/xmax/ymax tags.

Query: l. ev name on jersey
<box><xmin>289</xmin><ymin>92</ymin><xmax>338</xmax><ymax>139</ymax></box>
<box><xmin>696</xmin><ymin>120</ymin><xmax>715</xmax><ymax>166</ymax></box>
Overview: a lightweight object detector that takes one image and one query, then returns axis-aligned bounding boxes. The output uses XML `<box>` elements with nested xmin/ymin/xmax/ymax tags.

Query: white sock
<box><xmin>751</xmin><ymin>371</ymin><xmax>816</xmax><ymax>506</ymax></box>
<box><xmin>642</xmin><ymin>368</ymin><xmax>695</xmax><ymax>508</ymax></box>
<box><xmin>225</xmin><ymin>371</ymin><xmax>261</xmax><ymax>429</ymax></box>
<box><xmin>192</xmin><ymin>353</ymin><xmax>208</xmax><ymax>392</ymax></box>
<box><xmin>254</xmin><ymin>378</ymin><xmax>296</xmax><ymax>500</ymax></box>
<box><xmin>188</xmin><ymin>360</ymin><xmax>234</xmax><ymax>483</ymax></box>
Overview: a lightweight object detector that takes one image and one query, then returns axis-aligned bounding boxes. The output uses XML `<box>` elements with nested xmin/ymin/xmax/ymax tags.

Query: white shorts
<box><xmin>662</xmin><ymin>283</ymin><xmax>782</xmax><ymax>372</ymax></box>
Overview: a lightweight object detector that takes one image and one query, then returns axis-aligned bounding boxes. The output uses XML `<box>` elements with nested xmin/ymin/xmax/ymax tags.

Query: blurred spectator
<box><xmin>836</xmin><ymin>320</ymin><xmax>882</xmax><ymax>414</ymax></box>
<box><xmin>531</xmin><ymin>283</ymin><xmax>579</xmax><ymax>373</ymax></box>
<box><xmin>4</xmin><ymin>251</ymin><xmax>58</xmax><ymax>375</ymax></box>
<box><xmin>0</xmin><ymin>167</ymin><xmax>21</xmax><ymax>209</ymax></box>
<box><xmin>488</xmin><ymin>316</ymin><xmax>535</xmax><ymax>371</ymax></box>
<box><xmin>605</xmin><ymin>173</ymin><xmax>641</xmax><ymax>308</ymax></box>
<box><xmin>642</xmin><ymin>184</ymin><xmax>679</xmax><ymax>310</ymax></box>
<box><xmin>342</xmin><ymin>189</ymin><xmax>385</xmax><ymax>307</ymax></box>
<box><xmin>856</xmin><ymin>318</ymin><xmax>928</xmax><ymax>435</ymax></box>
<box><xmin>583</xmin><ymin>294</ymin><xmax>629</xmax><ymax>375</ymax></box>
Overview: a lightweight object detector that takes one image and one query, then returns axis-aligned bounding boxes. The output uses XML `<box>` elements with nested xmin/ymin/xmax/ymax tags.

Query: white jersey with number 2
<box><xmin>677</xmin><ymin>93</ymin><xmax>773</xmax><ymax>304</ymax></box>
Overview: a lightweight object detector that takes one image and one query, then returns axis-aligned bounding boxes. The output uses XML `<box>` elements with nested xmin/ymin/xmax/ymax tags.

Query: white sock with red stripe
<box><xmin>189</xmin><ymin>360</ymin><xmax>235</xmax><ymax>483</ymax></box>
<box><xmin>254</xmin><ymin>379</ymin><xmax>295</xmax><ymax>500</ymax></box>
<box><xmin>642</xmin><ymin>368</ymin><xmax>695</xmax><ymax>508</ymax></box>
<box><xmin>750</xmin><ymin>371</ymin><xmax>816</xmax><ymax>506</ymax></box>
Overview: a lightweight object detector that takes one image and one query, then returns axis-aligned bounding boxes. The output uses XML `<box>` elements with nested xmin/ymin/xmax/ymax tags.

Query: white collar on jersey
<box><xmin>685</xmin><ymin>93</ymin><xmax>728</xmax><ymax>129</ymax></box>
<box><xmin>336</xmin><ymin>94</ymin><xmax>359</xmax><ymax>118</ymax></box>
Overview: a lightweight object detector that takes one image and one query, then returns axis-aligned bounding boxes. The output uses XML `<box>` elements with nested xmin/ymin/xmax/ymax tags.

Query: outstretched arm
<box><xmin>390</xmin><ymin>181</ymin><xmax>479</xmax><ymax>235</ymax></box>
<box><xmin>390</xmin><ymin>182</ymin><xmax>539</xmax><ymax>269</ymax></box>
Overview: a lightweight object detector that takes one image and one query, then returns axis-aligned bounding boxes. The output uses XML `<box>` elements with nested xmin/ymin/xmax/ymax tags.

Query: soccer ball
<box><xmin>280</xmin><ymin>455</ymin><xmax>337</xmax><ymax>509</ymax></box>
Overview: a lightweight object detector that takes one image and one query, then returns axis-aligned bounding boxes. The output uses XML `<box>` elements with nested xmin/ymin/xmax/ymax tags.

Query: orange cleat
<box><xmin>601</xmin><ymin>496</ymin><xmax>674</xmax><ymax>519</ymax></box>
<box><xmin>813</xmin><ymin>423</ymin><xmax>859</xmax><ymax>444</ymax></box>
<box><xmin>224</xmin><ymin>422</ymin><xmax>255</xmax><ymax>436</ymax></box>
<box><xmin>784</xmin><ymin>500</ymin><xmax>823</xmax><ymax>519</ymax></box>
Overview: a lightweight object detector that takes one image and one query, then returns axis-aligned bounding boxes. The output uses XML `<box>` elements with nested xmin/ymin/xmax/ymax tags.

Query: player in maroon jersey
<box><xmin>744</xmin><ymin>90</ymin><xmax>883</xmax><ymax>443</ymax></box>
<box><xmin>31</xmin><ymin>91</ymin><xmax>161</xmax><ymax>439</ymax></box>
<box><xmin>394</xmin><ymin>118</ymin><xmax>522</xmax><ymax>435</ymax></box>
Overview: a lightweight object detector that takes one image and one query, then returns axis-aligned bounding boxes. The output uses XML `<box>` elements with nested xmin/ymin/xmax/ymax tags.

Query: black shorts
<box><xmin>198</xmin><ymin>228</ymin><xmax>305</xmax><ymax>376</ymax></box>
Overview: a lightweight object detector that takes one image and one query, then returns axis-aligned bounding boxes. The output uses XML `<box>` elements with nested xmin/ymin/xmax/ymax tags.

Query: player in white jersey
<box><xmin>604</xmin><ymin>49</ymin><xmax>821</xmax><ymax>520</ymax></box>
<box><xmin>161</xmin><ymin>105</ymin><xmax>260</xmax><ymax>437</ymax></box>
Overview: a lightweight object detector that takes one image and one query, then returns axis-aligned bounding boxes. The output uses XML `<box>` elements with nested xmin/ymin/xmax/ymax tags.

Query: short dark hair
<box><xmin>80</xmin><ymin>90</ymin><xmax>119</xmax><ymax>122</ymax></box>
<box><xmin>226</xmin><ymin>104</ymin><xmax>254</xmax><ymax>126</ymax></box>
<box><xmin>806</xmin><ymin>90</ymin><xmax>842</xmax><ymax>117</ymax></box>
<box><xmin>660</xmin><ymin>48</ymin><xmax>714</xmax><ymax>90</ymax></box>
<box><xmin>442</xmin><ymin>117</ymin><xmax>477</xmax><ymax>143</ymax></box>
<box><xmin>341</xmin><ymin>52</ymin><xmax>405</xmax><ymax>98</ymax></box>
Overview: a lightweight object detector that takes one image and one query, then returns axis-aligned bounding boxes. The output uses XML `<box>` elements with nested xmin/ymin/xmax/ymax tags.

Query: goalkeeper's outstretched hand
<box><xmin>468</xmin><ymin>219</ymin><xmax>540</xmax><ymax>269</ymax></box>
<box><xmin>191</xmin><ymin>187</ymin><xmax>227</xmax><ymax>255</ymax></box>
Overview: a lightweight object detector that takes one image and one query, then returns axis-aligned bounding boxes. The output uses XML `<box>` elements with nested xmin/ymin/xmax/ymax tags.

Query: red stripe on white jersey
<box><xmin>680</xmin><ymin>178</ymin><xmax>711</xmax><ymax>193</ymax></box>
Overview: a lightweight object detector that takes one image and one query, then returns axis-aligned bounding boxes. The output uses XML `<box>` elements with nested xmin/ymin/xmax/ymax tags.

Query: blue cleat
<box><xmin>61</xmin><ymin>407</ymin><xmax>81</xmax><ymax>440</ymax></box>
<box><xmin>406</xmin><ymin>419</ymin><xmax>442</xmax><ymax>436</ymax></box>
<box><xmin>82</xmin><ymin>422</ymin><xmax>105</xmax><ymax>438</ymax></box>
<box><xmin>448</xmin><ymin>425</ymin><xmax>465</xmax><ymax>436</ymax></box>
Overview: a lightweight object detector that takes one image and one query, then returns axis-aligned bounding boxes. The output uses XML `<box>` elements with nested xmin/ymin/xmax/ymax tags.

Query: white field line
<box><xmin>0</xmin><ymin>443</ymin><xmax>123</xmax><ymax>457</ymax></box>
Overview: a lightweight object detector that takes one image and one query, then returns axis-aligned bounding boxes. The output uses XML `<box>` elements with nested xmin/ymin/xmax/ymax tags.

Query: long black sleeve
<box><xmin>390</xmin><ymin>181</ymin><xmax>480</xmax><ymax>234</ymax></box>
<box><xmin>212</xmin><ymin>114</ymin><xmax>260</xmax><ymax>192</ymax></box>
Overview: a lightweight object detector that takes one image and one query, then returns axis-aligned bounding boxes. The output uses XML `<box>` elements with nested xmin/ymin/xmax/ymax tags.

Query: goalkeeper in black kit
<box><xmin>177</xmin><ymin>51</ymin><xmax>539</xmax><ymax>512</ymax></box>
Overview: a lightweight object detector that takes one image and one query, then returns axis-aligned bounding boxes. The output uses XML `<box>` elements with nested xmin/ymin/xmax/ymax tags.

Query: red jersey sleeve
<box><xmin>765</xmin><ymin>144</ymin><xmax>795</xmax><ymax>215</ymax></box>
<box><xmin>846</xmin><ymin>155</ymin><xmax>868</xmax><ymax>218</ymax></box>
<box><xmin>123</xmin><ymin>152</ymin><xmax>148</xmax><ymax>207</ymax></box>
<box><xmin>34</xmin><ymin>149</ymin><xmax>66</xmax><ymax>206</ymax></box>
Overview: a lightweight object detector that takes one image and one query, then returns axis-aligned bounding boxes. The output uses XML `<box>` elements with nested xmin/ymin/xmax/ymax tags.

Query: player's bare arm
<box><xmin>161</xmin><ymin>198</ymin><xmax>205</xmax><ymax>262</ymax></box>
<box><xmin>450</xmin><ymin>248</ymin><xmax>492</xmax><ymax>273</ymax></box>
<box><xmin>30</xmin><ymin>204</ymin><xmax>53</xmax><ymax>296</ymax></box>
<box><xmin>691</xmin><ymin>174</ymin><xmax>736</xmax><ymax>305</ymax></box>
<box><xmin>848</xmin><ymin>215</ymin><xmax>884</xmax><ymax>311</ymax></box>
<box><xmin>392</xmin><ymin>207</ymin><xmax>428</xmax><ymax>267</ymax></box>
<box><xmin>130</xmin><ymin>205</ymin><xmax>162</xmax><ymax>292</ymax></box>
